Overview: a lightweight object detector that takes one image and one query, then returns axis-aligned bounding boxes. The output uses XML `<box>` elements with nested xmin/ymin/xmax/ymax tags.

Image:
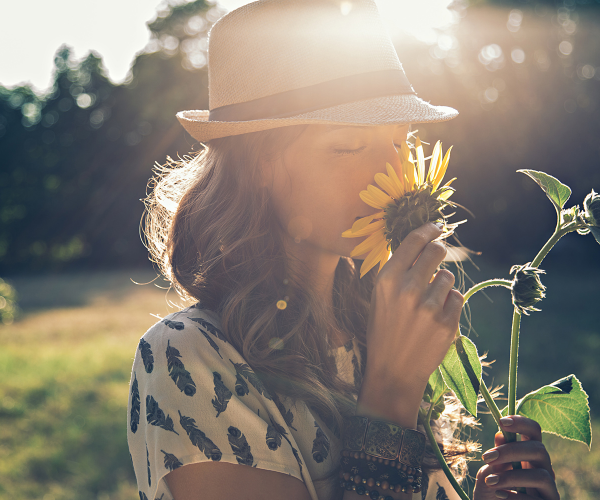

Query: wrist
<box><xmin>356</xmin><ymin>369</ymin><xmax>427</xmax><ymax>429</ymax></box>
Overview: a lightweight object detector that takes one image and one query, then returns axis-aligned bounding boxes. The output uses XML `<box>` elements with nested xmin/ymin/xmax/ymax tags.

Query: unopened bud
<box><xmin>582</xmin><ymin>190</ymin><xmax>600</xmax><ymax>245</ymax></box>
<box><xmin>510</xmin><ymin>263</ymin><xmax>546</xmax><ymax>315</ymax></box>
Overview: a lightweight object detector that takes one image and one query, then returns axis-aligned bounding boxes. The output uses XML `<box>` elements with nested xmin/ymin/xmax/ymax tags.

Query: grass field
<box><xmin>0</xmin><ymin>268</ymin><xmax>597</xmax><ymax>499</ymax></box>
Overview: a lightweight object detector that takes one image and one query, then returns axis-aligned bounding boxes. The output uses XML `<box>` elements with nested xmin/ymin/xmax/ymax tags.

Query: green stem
<box><xmin>479</xmin><ymin>381</ymin><xmax>509</xmax><ymax>440</ymax></box>
<box><xmin>531</xmin><ymin>228</ymin><xmax>567</xmax><ymax>268</ymax></box>
<box><xmin>421</xmin><ymin>406</ymin><xmax>471</xmax><ymax>500</ymax></box>
<box><xmin>463</xmin><ymin>279</ymin><xmax>512</xmax><ymax>302</ymax></box>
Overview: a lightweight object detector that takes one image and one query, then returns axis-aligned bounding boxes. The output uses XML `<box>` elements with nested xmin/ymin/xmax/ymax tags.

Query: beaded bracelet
<box><xmin>339</xmin><ymin>416</ymin><xmax>427</xmax><ymax>497</ymax></box>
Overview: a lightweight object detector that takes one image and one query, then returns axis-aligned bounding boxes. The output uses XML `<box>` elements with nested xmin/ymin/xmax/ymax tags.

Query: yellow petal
<box><xmin>359</xmin><ymin>239</ymin><xmax>388</xmax><ymax>278</ymax></box>
<box><xmin>349</xmin><ymin>212</ymin><xmax>384</xmax><ymax>233</ymax></box>
<box><xmin>399</xmin><ymin>142</ymin><xmax>415</xmax><ymax>188</ymax></box>
<box><xmin>366</xmin><ymin>185</ymin><xmax>394</xmax><ymax>207</ymax></box>
<box><xmin>439</xmin><ymin>189</ymin><xmax>454</xmax><ymax>201</ymax></box>
<box><xmin>342</xmin><ymin>219</ymin><xmax>385</xmax><ymax>238</ymax></box>
<box><xmin>378</xmin><ymin>247</ymin><xmax>391</xmax><ymax>272</ymax></box>
<box><xmin>415</xmin><ymin>137</ymin><xmax>426</xmax><ymax>185</ymax></box>
<box><xmin>386</xmin><ymin>162</ymin><xmax>405</xmax><ymax>196</ymax></box>
<box><xmin>428</xmin><ymin>141</ymin><xmax>442</xmax><ymax>184</ymax></box>
<box><xmin>350</xmin><ymin>230</ymin><xmax>386</xmax><ymax>258</ymax></box>
<box><xmin>359</xmin><ymin>190</ymin><xmax>385</xmax><ymax>209</ymax></box>
<box><xmin>433</xmin><ymin>145</ymin><xmax>452</xmax><ymax>191</ymax></box>
<box><xmin>375</xmin><ymin>173</ymin><xmax>401</xmax><ymax>199</ymax></box>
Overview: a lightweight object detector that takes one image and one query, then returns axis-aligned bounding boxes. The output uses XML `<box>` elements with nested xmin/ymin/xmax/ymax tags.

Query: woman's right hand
<box><xmin>356</xmin><ymin>222</ymin><xmax>463</xmax><ymax>427</ymax></box>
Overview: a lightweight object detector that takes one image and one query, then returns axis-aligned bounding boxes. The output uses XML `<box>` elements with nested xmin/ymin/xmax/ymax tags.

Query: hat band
<box><xmin>209</xmin><ymin>69</ymin><xmax>415</xmax><ymax>122</ymax></box>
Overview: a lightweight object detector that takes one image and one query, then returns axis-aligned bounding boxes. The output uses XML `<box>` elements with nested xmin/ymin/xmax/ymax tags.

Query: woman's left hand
<box><xmin>473</xmin><ymin>415</ymin><xmax>560</xmax><ymax>499</ymax></box>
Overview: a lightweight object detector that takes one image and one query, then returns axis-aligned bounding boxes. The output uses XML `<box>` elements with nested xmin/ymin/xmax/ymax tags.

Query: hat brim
<box><xmin>177</xmin><ymin>94</ymin><xmax>458</xmax><ymax>143</ymax></box>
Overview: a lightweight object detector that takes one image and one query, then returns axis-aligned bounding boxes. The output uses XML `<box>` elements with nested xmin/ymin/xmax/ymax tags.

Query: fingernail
<box><xmin>500</xmin><ymin>417</ymin><xmax>514</xmax><ymax>426</ymax></box>
<box><xmin>433</xmin><ymin>221</ymin><xmax>444</xmax><ymax>230</ymax></box>
<box><xmin>485</xmin><ymin>474</ymin><xmax>500</xmax><ymax>486</ymax></box>
<box><xmin>495</xmin><ymin>491</ymin><xmax>509</xmax><ymax>499</ymax></box>
<box><xmin>482</xmin><ymin>449</ymin><xmax>499</xmax><ymax>463</ymax></box>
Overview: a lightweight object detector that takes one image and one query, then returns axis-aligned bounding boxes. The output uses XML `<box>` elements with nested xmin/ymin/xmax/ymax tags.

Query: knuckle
<box><xmin>425</xmin><ymin>241</ymin><xmax>447</xmax><ymax>259</ymax></box>
<box><xmin>406</xmin><ymin>231</ymin><xmax>429</xmax><ymax>248</ymax></box>
<box><xmin>435</xmin><ymin>269</ymin><xmax>455</xmax><ymax>286</ymax></box>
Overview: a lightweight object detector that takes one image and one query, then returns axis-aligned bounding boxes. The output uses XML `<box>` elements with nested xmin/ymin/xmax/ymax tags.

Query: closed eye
<box><xmin>335</xmin><ymin>144</ymin><xmax>403</xmax><ymax>156</ymax></box>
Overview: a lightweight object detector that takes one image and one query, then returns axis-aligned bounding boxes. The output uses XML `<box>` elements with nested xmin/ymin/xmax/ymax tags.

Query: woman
<box><xmin>128</xmin><ymin>1</ymin><xmax>560</xmax><ymax>499</ymax></box>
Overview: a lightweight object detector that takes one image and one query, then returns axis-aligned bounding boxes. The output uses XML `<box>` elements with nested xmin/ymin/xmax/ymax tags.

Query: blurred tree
<box><xmin>0</xmin><ymin>0</ymin><xmax>216</xmax><ymax>274</ymax></box>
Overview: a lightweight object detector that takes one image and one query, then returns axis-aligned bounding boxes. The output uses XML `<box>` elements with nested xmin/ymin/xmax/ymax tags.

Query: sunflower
<box><xmin>342</xmin><ymin>137</ymin><xmax>460</xmax><ymax>278</ymax></box>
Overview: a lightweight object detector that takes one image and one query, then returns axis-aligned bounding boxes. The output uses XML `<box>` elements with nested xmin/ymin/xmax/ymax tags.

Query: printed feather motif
<box><xmin>227</xmin><ymin>426</ymin><xmax>254</xmax><ymax>466</ymax></box>
<box><xmin>311</xmin><ymin>420</ymin><xmax>330</xmax><ymax>463</ymax></box>
<box><xmin>265</xmin><ymin>423</ymin><xmax>282</xmax><ymax>451</ymax></box>
<box><xmin>162</xmin><ymin>319</ymin><xmax>185</xmax><ymax>330</ymax></box>
<box><xmin>291</xmin><ymin>445</ymin><xmax>304</xmax><ymax>479</ymax></box>
<box><xmin>211</xmin><ymin>371</ymin><xmax>232</xmax><ymax>417</ymax></box>
<box><xmin>272</xmin><ymin>393</ymin><xmax>296</xmax><ymax>431</ymax></box>
<box><xmin>166</xmin><ymin>340</ymin><xmax>197</xmax><ymax>396</ymax></box>
<box><xmin>146</xmin><ymin>443</ymin><xmax>151</xmax><ymax>486</ymax></box>
<box><xmin>188</xmin><ymin>317</ymin><xmax>227</xmax><ymax>342</ymax></box>
<box><xmin>178</xmin><ymin>410</ymin><xmax>222</xmax><ymax>461</ymax></box>
<box><xmin>130</xmin><ymin>373</ymin><xmax>140</xmax><ymax>433</ymax></box>
<box><xmin>233</xmin><ymin>371</ymin><xmax>249</xmax><ymax>397</ymax></box>
<box><xmin>138</xmin><ymin>492</ymin><xmax>148</xmax><ymax>500</ymax></box>
<box><xmin>436</xmin><ymin>483</ymin><xmax>449</xmax><ymax>500</ymax></box>
<box><xmin>229</xmin><ymin>360</ymin><xmax>272</xmax><ymax>400</ymax></box>
<box><xmin>199</xmin><ymin>328</ymin><xmax>223</xmax><ymax>359</ymax></box>
<box><xmin>161</xmin><ymin>449</ymin><xmax>183</xmax><ymax>471</ymax></box>
<box><xmin>138</xmin><ymin>339</ymin><xmax>154</xmax><ymax>373</ymax></box>
<box><xmin>146</xmin><ymin>395</ymin><xmax>179</xmax><ymax>434</ymax></box>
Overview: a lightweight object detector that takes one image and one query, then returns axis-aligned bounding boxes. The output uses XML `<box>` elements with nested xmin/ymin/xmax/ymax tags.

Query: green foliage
<box><xmin>501</xmin><ymin>375</ymin><xmax>592</xmax><ymax>448</ymax></box>
<box><xmin>426</xmin><ymin>367</ymin><xmax>448</xmax><ymax>406</ymax></box>
<box><xmin>0</xmin><ymin>277</ymin><xmax>17</xmax><ymax>324</ymax></box>
<box><xmin>440</xmin><ymin>336</ymin><xmax>482</xmax><ymax>417</ymax></box>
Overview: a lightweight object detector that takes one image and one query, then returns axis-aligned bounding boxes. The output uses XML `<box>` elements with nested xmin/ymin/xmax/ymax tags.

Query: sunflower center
<box><xmin>383</xmin><ymin>184</ymin><xmax>448</xmax><ymax>253</ymax></box>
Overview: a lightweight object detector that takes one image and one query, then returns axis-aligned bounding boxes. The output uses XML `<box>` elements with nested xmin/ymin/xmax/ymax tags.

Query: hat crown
<box><xmin>207</xmin><ymin>0</ymin><xmax>403</xmax><ymax>110</ymax></box>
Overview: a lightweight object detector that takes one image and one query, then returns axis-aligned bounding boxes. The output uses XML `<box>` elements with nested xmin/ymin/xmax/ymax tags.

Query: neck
<box><xmin>283</xmin><ymin>239</ymin><xmax>340</xmax><ymax>310</ymax></box>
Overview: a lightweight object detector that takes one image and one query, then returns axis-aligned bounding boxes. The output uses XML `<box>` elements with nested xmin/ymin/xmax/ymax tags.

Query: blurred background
<box><xmin>0</xmin><ymin>0</ymin><xmax>599</xmax><ymax>498</ymax></box>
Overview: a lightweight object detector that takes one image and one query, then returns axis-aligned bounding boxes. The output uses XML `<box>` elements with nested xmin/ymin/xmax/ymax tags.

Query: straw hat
<box><xmin>177</xmin><ymin>0</ymin><xmax>458</xmax><ymax>143</ymax></box>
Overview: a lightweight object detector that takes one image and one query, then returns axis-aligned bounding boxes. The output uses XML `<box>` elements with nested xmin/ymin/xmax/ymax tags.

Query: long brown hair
<box><xmin>144</xmin><ymin>125</ymin><xmax>477</xmax><ymax>478</ymax></box>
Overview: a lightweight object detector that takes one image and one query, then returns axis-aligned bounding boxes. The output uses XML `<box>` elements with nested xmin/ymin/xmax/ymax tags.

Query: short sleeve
<box><xmin>127</xmin><ymin>305</ymin><xmax>317</xmax><ymax>500</ymax></box>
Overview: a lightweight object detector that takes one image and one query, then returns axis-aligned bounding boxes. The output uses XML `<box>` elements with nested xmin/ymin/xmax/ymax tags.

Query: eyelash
<box><xmin>334</xmin><ymin>144</ymin><xmax>403</xmax><ymax>156</ymax></box>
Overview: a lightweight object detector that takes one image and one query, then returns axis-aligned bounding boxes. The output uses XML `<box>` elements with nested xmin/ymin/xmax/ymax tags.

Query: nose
<box><xmin>369</xmin><ymin>127</ymin><xmax>405</xmax><ymax>179</ymax></box>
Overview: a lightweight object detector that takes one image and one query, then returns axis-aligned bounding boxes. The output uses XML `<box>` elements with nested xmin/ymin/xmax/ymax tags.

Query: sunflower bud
<box><xmin>584</xmin><ymin>190</ymin><xmax>600</xmax><ymax>225</ymax></box>
<box><xmin>510</xmin><ymin>263</ymin><xmax>546</xmax><ymax>315</ymax></box>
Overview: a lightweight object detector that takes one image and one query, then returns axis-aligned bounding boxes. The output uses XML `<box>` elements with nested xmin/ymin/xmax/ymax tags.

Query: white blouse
<box><xmin>127</xmin><ymin>304</ymin><xmax>460</xmax><ymax>500</ymax></box>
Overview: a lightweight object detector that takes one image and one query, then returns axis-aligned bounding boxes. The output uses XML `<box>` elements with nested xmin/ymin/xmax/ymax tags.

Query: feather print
<box><xmin>130</xmin><ymin>373</ymin><xmax>140</xmax><ymax>433</ymax></box>
<box><xmin>436</xmin><ymin>483</ymin><xmax>449</xmax><ymax>500</ymax></box>
<box><xmin>146</xmin><ymin>443</ymin><xmax>151</xmax><ymax>486</ymax></box>
<box><xmin>265</xmin><ymin>423</ymin><xmax>282</xmax><ymax>451</ymax></box>
<box><xmin>166</xmin><ymin>340</ymin><xmax>197</xmax><ymax>396</ymax></box>
<box><xmin>188</xmin><ymin>317</ymin><xmax>227</xmax><ymax>342</ymax></box>
<box><xmin>138</xmin><ymin>339</ymin><xmax>154</xmax><ymax>373</ymax></box>
<box><xmin>229</xmin><ymin>360</ymin><xmax>272</xmax><ymax>400</ymax></box>
<box><xmin>272</xmin><ymin>393</ymin><xmax>296</xmax><ymax>431</ymax></box>
<box><xmin>227</xmin><ymin>426</ymin><xmax>254</xmax><ymax>466</ymax></box>
<box><xmin>211</xmin><ymin>372</ymin><xmax>232</xmax><ymax>417</ymax></box>
<box><xmin>138</xmin><ymin>492</ymin><xmax>148</xmax><ymax>500</ymax></box>
<box><xmin>161</xmin><ymin>450</ymin><xmax>183</xmax><ymax>471</ymax></box>
<box><xmin>233</xmin><ymin>371</ymin><xmax>249</xmax><ymax>397</ymax></box>
<box><xmin>311</xmin><ymin>420</ymin><xmax>330</xmax><ymax>463</ymax></box>
<box><xmin>162</xmin><ymin>319</ymin><xmax>184</xmax><ymax>330</ymax></box>
<box><xmin>178</xmin><ymin>410</ymin><xmax>222</xmax><ymax>461</ymax></box>
<box><xmin>291</xmin><ymin>445</ymin><xmax>304</xmax><ymax>479</ymax></box>
<box><xmin>146</xmin><ymin>395</ymin><xmax>179</xmax><ymax>435</ymax></box>
<box><xmin>199</xmin><ymin>328</ymin><xmax>223</xmax><ymax>359</ymax></box>
<box><xmin>421</xmin><ymin>470</ymin><xmax>429</xmax><ymax>500</ymax></box>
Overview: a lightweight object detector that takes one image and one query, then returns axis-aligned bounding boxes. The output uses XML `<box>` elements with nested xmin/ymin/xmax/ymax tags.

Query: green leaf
<box><xmin>427</xmin><ymin>367</ymin><xmax>448</xmax><ymax>405</ymax></box>
<box><xmin>518</xmin><ymin>169</ymin><xmax>571</xmax><ymax>211</ymax></box>
<box><xmin>440</xmin><ymin>336</ymin><xmax>482</xmax><ymax>417</ymax></box>
<box><xmin>501</xmin><ymin>375</ymin><xmax>591</xmax><ymax>448</ymax></box>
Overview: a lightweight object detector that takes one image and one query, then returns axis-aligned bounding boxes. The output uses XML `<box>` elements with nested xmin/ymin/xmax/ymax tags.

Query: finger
<box><xmin>484</xmin><ymin>469</ymin><xmax>559</xmax><ymax>500</ymax></box>
<box><xmin>385</xmin><ymin>222</ymin><xmax>443</xmax><ymax>274</ymax></box>
<box><xmin>426</xmin><ymin>269</ymin><xmax>455</xmax><ymax>305</ymax></box>
<box><xmin>443</xmin><ymin>289</ymin><xmax>464</xmax><ymax>327</ymax></box>
<box><xmin>408</xmin><ymin>240</ymin><xmax>448</xmax><ymax>287</ymax></box>
<box><xmin>483</xmin><ymin>440</ymin><xmax>553</xmax><ymax>473</ymax></box>
<box><xmin>499</xmin><ymin>416</ymin><xmax>543</xmax><ymax>442</ymax></box>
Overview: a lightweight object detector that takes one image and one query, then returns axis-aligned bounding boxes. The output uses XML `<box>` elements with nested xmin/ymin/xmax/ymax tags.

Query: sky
<box><xmin>0</xmin><ymin>0</ymin><xmax>457</xmax><ymax>93</ymax></box>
